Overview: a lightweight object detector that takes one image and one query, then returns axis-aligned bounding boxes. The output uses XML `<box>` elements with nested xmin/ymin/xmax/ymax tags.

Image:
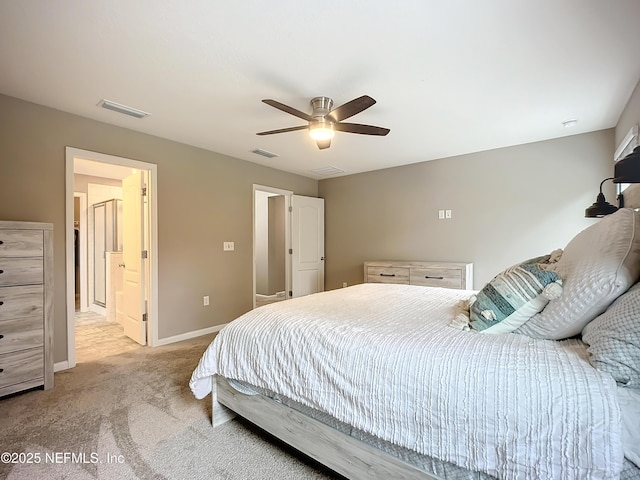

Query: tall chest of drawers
<box><xmin>364</xmin><ymin>260</ymin><xmax>473</xmax><ymax>290</ymax></box>
<box><xmin>0</xmin><ymin>221</ymin><xmax>53</xmax><ymax>397</ymax></box>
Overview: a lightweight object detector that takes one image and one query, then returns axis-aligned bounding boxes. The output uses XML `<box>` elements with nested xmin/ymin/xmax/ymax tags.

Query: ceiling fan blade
<box><xmin>334</xmin><ymin>122</ymin><xmax>390</xmax><ymax>136</ymax></box>
<box><xmin>256</xmin><ymin>125</ymin><xmax>308</xmax><ymax>136</ymax></box>
<box><xmin>262</xmin><ymin>99</ymin><xmax>314</xmax><ymax>121</ymax></box>
<box><xmin>329</xmin><ymin>95</ymin><xmax>376</xmax><ymax>122</ymax></box>
<box><xmin>316</xmin><ymin>138</ymin><xmax>331</xmax><ymax>150</ymax></box>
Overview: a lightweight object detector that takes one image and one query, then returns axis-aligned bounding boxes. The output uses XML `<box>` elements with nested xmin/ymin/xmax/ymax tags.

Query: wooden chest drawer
<box><xmin>0</xmin><ymin>258</ymin><xmax>43</xmax><ymax>286</ymax></box>
<box><xmin>0</xmin><ymin>221</ymin><xmax>53</xmax><ymax>397</ymax></box>
<box><xmin>366</xmin><ymin>266</ymin><xmax>410</xmax><ymax>284</ymax></box>
<box><xmin>0</xmin><ymin>230</ymin><xmax>43</xmax><ymax>257</ymax></box>
<box><xmin>0</xmin><ymin>285</ymin><xmax>43</xmax><ymax>321</ymax></box>
<box><xmin>0</xmin><ymin>316</ymin><xmax>43</xmax><ymax>354</ymax></box>
<box><xmin>0</xmin><ymin>347</ymin><xmax>44</xmax><ymax>389</ymax></box>
<box><xmin>410</xmin><ymin>267</ymin><xmax>463</xmax><ymax>289</ymax></box>
<box><xmin>365</xmin><ymin>261</ymin><xmax>473</xmax><ymax>290</ymax></box>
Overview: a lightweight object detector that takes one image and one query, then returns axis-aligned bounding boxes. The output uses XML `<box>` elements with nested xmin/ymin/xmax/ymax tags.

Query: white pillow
<box><xmin>516</xmin><ymin>208</ymin><xmax>640</xmax><ymax>339</ymax></box>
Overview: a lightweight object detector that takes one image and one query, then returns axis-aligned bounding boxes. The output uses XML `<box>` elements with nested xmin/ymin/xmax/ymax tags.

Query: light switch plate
<box><xmin>223</xmin><ymin>241</ymin><xmax>234</xmax><ymax>251</ymax></box>
<box><xmin>438</xmin><ymin>210</ymin><xmax>445</xmax><ymax>220</ymax></box>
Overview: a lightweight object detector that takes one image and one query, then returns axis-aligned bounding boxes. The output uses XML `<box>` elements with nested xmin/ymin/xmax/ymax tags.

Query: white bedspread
<box><xmin>190</xmin><ymin>283</ymin><xmax>623</xmax><ymax>479</ymax></box>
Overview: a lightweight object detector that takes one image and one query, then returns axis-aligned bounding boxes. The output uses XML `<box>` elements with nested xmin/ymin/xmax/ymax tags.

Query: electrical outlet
<box><xmin>445</xmin><ymin>210</ymin><xmax>452</xmax><ymax>219</ymax></box>
<box><xmin>223</xmin><ymin>241</ymin><xmax>234</xmax><ymax>251</ymax></box>
<box><xmin>203</xmin><ymin>295</ymin><xmax>210</xmax><ymax>306</ymax></box>
<box><xmin>342</xmin><ymin>282</ymin><xmax>348</xmax><ymax>288</ymax></box>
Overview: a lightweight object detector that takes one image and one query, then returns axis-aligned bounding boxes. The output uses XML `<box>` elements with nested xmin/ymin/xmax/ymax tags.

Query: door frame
<box><xmin>74</xmin><ymin>191</ymin><xmax>88</xmax><ymax>312</ymax></box>
<box><xmin>64</xmin><ymin>147</ymin><xmax>159</xmax><ymax>369</ymax></box>
<box><xmin>252</xmin><ymin>184</ymin><xmax>292</xmax><ymax>309</ymax></box>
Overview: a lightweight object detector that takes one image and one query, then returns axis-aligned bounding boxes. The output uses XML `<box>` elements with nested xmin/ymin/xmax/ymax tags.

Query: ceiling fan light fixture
<box><xmin>309</xmin><ymin>125</ymin><xmax>335</xmax><ymax>141</ymax></box>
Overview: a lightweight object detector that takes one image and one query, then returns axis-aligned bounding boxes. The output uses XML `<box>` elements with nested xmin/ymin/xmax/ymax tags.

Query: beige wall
<box><xmin>0</xmin><ymin>94</ymin><xmax>317</xmax><ymax>363</ymax></box>
<box><xmin>319</xmin><ymin>129</ymin><xmax>614</xmax><ymax>290</ymax></box>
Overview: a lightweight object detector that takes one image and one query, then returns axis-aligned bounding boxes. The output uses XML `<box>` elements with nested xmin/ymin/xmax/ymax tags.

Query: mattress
<box><xmin>190</xmin><ymin>283</ymin><xmax>624</xmax><ymax>479</ymax></box>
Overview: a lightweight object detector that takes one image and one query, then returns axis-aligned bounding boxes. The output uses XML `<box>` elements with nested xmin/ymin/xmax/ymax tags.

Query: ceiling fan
<box><xmin>256</xmin><ymin>95</ymin><xmax>390</xmax><ymax>149</ymax></box>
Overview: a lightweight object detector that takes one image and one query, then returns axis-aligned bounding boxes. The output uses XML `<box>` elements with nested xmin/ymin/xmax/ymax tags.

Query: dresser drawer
<box><xmin>0</xmin><ymin>230</ymin><xmax>43</xmax><ymax>257</ymax></box>
<box><xmin>0</xmin><ymin>348</ymin><xmax>44</xmax><ymax>389</ymax></box>
<box><xmin>0</xmin><ymin>258</ymin><xmax>43</xmax><ymax>286</ymax></box>
<box><xmin>0</xmin><ymin>285</ymin><xmax>43</xmax><ymax>321</ymax></box>
<box><xmin>366</xmin><ymin>266</ymin><xmax>410</xmax><ymax>284</ymax></box>
<box><xmin>0</xmin><ymin>316</ymin><xmax>43</xmax><ymax>354</ymax></box>
<box><xmin>410</xmin><ymin>267</ymin><xmax>463</xmax><ymax>289</ymax></box>
<box><xmin>365</xmin><ymin>261</ymin><xmax>473</xmax><ymax>290</ymax></box>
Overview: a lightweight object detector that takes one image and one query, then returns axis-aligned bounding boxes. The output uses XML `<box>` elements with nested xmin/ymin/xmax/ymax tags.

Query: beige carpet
<box><xmin>0</xmin><ymin>332</ymin><xmax>341</xmax><ymax>479</ymax></box>
<box><xmin>74</xmin><ymin>311</ymin><xmax>141</xmax><ymax>363</ymax></box>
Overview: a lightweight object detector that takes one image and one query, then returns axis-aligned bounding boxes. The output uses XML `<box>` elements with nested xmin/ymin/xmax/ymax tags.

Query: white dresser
<box><xmin>364</xmin><ymin>260</ymin><xmax>473</xmax><ymax>290</ymax></box>
<box><xmin>0</xmin><ymin>221</ymin><xmax>54</xmax><ymax>397</ymax></box>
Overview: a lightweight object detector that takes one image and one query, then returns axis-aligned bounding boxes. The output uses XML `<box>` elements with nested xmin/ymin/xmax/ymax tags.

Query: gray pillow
<box><xmin>582</xmin><ymin>282</ymin><xmax>640</xmax><ymax>388</ymax></box>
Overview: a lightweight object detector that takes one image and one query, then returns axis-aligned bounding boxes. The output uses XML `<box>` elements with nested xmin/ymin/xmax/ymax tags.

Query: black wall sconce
<box><xmin>585</xmin><ymin>177</ymin><xmax>619</xmax><ymax>218</ymax></box>
<box><xmin>585</xmin><ymin>146</ymin><xmax>640</xmax><ymax>218</ymax></box>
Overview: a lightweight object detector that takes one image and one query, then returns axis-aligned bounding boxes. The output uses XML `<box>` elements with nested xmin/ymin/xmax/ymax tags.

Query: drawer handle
<box><xmin>424</xmin><ymin>275</ymin><xmax>444</xmax><ymax>280</ymax></box>
<box><xmin>0</xmin><ymin>334</ymin><xmax>3</xmax><ymax>339</ymax></box>
<box><xmin>0</xmin><ymin>368</ymin><xmax>3</xmax><ymax>373</ymax></box>
<box><xmin>0</xmin><ymin>301</ymin><xmax>3</xmax><ymax>306</ymax></box>
<box><xmin>0</xmin><ymin>270</ymin><xmax>3</xmax><ymax>274</ymax></box>
<box><xmin>0</xmin><ymin>240</ymin><xmax>3</xmax><ymax>245</ymax></box>
<box><xmin>379</xmin><ymin>273</ymin><xmax>396</xmax><ymax>277</ymax></box>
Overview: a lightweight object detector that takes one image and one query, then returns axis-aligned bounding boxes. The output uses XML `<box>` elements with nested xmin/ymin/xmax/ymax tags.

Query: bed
<box><xmin>190</xmin><ymin>207</ymin><xmax>640</xmax><ymax>480</ymax></box>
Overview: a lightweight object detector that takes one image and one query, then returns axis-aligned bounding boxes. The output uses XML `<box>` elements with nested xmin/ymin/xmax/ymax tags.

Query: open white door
<box><xmin>122</xmin><ymin>170</ymin><xmax>147</xmax><ymax>345</ymax></box>
<box><xmin>291</xmin><ymin>195</ymin><xmax>325</xmax><ymax>298</ymax></box>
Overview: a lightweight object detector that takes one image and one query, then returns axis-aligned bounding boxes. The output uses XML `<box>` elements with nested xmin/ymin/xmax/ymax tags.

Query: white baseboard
<box><xmin>153</xmin><ymin>323</ymin><xmax>228</xmax><ymax>347</ymax></box>
<box><xmin>53</xmin><ymin>324</ymin><xmax>226</xmax><ymax>371</ymax></box>
<box><xmin>54</xmin><ymin>361</ymin><xmax>70</xmax><ymax>372</ymax></box>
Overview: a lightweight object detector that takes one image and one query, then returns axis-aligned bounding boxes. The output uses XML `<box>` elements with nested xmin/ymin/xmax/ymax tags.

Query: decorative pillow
<box><xmin>516</xmin><ymin>208</ymin><xmax>640</xmax><ymax>340</ymax></box>
<box><xmin>468</xmin><ymin>262</ymin><xmax>563</xmax><ymax>334</ymax></box>
<box><xmin>582</xmin><ymin>282</ymin><xmax>640</xmax><ymax>388</ymax></box>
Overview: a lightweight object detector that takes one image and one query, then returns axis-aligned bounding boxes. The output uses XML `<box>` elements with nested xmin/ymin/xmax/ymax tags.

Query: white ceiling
<box><xmin>2</xmin><ymin>1</ymin><xmax>640</xmax><ymax>180</ymax></box>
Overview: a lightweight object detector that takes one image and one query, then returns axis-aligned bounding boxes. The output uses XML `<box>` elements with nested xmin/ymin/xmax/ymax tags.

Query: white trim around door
<box><xmin>64</xmin><ymin>147</ymin><xmax>159</xmax><ymax>369</ymax></box>
<box><xmin>253</xmin><ymin>184</ymin><xmax>293</xmax><ymax>309</ymax></box>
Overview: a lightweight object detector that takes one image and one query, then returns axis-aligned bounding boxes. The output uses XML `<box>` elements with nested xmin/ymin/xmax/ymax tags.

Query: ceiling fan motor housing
<box><xmin>311</xmin><ymin>97</ymin><xmax>334</xmax><ymax>119</ymax></box>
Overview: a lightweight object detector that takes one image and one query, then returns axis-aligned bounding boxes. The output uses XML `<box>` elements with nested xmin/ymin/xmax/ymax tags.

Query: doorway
<box><xmin>253</xmin><ymin>185</ymin><xmax>292</xmax><ymax>309</ymax></box>
<box><xmin>65</xmin><ymin>147</ymin><xmax>158</xmax><ymax>369</ymax></box>
<box><xmin>253</xmin><ymin>185</ymin><xmax>325</xmax><ymax>308</ymax></box>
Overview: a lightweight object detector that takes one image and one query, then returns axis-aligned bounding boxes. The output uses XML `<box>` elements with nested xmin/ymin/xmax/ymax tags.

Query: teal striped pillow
<box><xmin>469</xmin><ymin>263</ymin><xmax>563</xmax><ymax>334</ymax></box>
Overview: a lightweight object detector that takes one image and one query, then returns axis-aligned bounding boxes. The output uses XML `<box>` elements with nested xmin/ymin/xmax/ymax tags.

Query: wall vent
<box><xmin>251</xmin><ymin>148</ymin><xmax>279</xmax><ymax>159</ymax></box>
<box><xmin>98</xmin><ymin>99</ymin><xmax>150</xmax><ymax>119</ymax></box>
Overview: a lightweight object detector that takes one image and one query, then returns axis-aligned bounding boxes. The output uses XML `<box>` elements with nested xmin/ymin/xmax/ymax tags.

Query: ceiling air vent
<box><xmin>311</xmin><ymin>166</ymin><xmax>345</xmax><ymax>177</ymax></box>
<box><xmin>251</xmin><ymin>148</ymin><xmax>279</xmax><ymax>159</ymax></box>
<box><xmin>98</xmin><ymin>99</ymin><xmax>150</xmax><ymax>119</ymax></box>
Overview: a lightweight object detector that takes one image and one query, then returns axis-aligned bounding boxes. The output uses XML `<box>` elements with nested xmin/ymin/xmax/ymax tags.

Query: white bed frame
<box><xmin>212</xmin><ymin>375</ymin><xmax>443</xmax><ymax>480</ymax></box>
